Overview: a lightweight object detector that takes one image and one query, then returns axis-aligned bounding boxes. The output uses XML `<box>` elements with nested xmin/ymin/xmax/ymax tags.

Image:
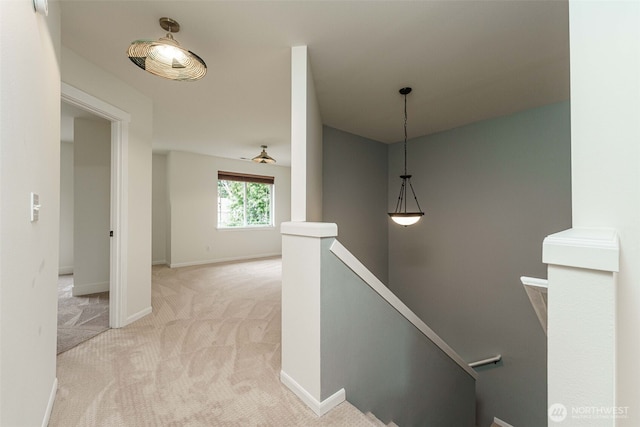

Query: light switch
<box><xmin>31</xmin><ymin>193</ymin><xmax>40</xmax><ymax>222</ymax></box>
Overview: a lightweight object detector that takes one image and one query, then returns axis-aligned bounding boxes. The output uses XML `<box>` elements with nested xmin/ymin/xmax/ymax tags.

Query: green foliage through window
<box><xmin>218</xmin><ymin>179</ymin><xmax>273</xmax><ymax>228</ymax></box>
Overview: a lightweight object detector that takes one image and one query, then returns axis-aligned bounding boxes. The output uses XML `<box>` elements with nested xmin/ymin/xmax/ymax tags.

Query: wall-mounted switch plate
<box><xmin>31</xmin><ymin>193</ymin><xmax>40</xmax><ymax>222</ymax></box>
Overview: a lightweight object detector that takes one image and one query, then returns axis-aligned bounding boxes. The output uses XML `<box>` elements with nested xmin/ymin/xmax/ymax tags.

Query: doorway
<box><xmin>61</xmin><ymin>82</ymin><xmax>130</xmax><ymax>329</ymax></box>
<box><xmin>58</xmin><ymin>101</ymin><xmax>112</xmax><ymax>353</ymax></box>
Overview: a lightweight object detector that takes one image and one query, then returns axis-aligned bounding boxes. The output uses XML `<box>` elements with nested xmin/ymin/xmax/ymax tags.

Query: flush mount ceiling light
<box><xmin>127</xmin><ymin>17</ymin><xmax>207</xmax><ymax>81</ymax></box>
<box><xmin>252</xmin><ymin>145</ymin><xmax>276</xmax><ymax>164</ymax></box>
<box><xmin>388</xmin><ymin>87</ymin><xmax>425</xmax><ymax>227</ymax></box>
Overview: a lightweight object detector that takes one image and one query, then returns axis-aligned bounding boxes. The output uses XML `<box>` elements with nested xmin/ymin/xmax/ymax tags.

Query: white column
<box><xmin>280</xmin><ymin>221</ymin><xmax>344</xmax><ymax>416</ymax></box>
<box><xmin>290</xmin><ymin>46</ymin><xmax>323</xmax><ymax>222</ymax></box>
<box><xmin>290</xmin><ymin>47</ymin><xmax>308</xmax><ymax>221</ymax></box>
<box><xmin>568</xmin><ymin>2</ymin><xmax>640</xmax><ymax>423</ymax></box>
<box><xmin>544</xmin><ymin>228</ymin><xmax>619</xmax><ymax>425</ymax></box>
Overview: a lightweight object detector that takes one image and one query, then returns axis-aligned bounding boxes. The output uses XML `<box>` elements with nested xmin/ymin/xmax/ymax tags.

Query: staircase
<box><xmin>365</xmin><ymin>412</ymin><xmax>400</xmax><ymax>427</ymax></box>
<box><xmin>280</xmin><ymin>222</ymin><xmax>477</xmax><ymax>427</ymax></box>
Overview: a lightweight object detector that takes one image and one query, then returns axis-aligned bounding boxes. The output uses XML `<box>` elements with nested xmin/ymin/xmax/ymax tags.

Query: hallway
<box><xmin>50</xmin><ymin>258</ymin><xmax>374</xmax><ymax>426</ymax></box>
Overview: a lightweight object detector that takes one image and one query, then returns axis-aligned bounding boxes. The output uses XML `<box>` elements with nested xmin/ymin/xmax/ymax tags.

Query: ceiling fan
<box><xmin>240</xmin><ymin>145</ymin><xmax>276</xmax><ymax>164</ymax></box>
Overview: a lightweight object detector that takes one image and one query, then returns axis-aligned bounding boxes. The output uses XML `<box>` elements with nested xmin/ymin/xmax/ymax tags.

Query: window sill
<box><xmin>216</xmin><ymin>226</ymin><xmax>276</xmax><ymax>232</ymax></box>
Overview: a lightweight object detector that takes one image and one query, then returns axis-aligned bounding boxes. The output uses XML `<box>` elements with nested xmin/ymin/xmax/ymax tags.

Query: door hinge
<box><xmin>110</xmin><ymin>230</ymin><xmax>114</xmax><ymax>237</ymax></box>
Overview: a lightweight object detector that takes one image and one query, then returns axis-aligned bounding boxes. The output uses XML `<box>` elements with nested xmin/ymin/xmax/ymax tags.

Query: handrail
<box><xmin>520</xmin><ymin>276</ymin><xmax>548</xmax><ymax>288</ymax></box>
<box><xmin>469</xmin><ymin>354</ymin><xmax>502</xmax><ymax>368</ymax></box>
<box><xmin>329</xmin><ymin>240</ymin><xmax>478</xmax><ymax>380</ymax></box>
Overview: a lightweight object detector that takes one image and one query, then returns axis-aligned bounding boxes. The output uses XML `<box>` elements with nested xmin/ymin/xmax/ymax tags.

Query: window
<box><xmin>217</xmin><ymin>171</ymin><xmax>274</xmax><ymax>229</ymax></box>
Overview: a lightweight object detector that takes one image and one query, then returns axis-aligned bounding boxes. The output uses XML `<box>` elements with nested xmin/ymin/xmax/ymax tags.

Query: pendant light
<box><xmin>127</xmin><ymin>17</ymin><xmax>207</xmax><ymax>81</ymax></box>
<box><xmin>388</xmin><ymin>87</ymin><xmax>424</xmax><ymax>226</ymax></box>
<box><xmin>252</xmin><ymin>145</ymin><xmax>276</xmax><ymax>164</ymax></box>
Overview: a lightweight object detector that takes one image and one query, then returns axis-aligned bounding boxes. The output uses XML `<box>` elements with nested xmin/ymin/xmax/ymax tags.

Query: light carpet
<box><xmin>57</xmin><ymin>275</ymin><xmax>110</xmax><ymax>354</ymax></box>
<box><xmin>50</xmin><ymin>258</ymin><xmax>377</xmax><ymax>426</ymax></box>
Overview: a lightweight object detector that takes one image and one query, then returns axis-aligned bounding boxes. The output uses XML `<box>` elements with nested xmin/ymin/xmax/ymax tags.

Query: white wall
<box><xmin>568</xmin><ymin>1</ymin><xmax>640</xmax><ymax>423</ymax></box>
<box><xmin>0</xmin><ymin>2</ymin><xmax>61</xmax><ymax>425</ymax></box>
<box><xmin>167</xmin><ymin>151</ymin><xmax>291</xmax><ymax>267</ymax></box>
<box><xmin>59</xmin><ymin>141</ymin><xmax>74</xmax><ymax>274</ymax></box>
<box><xmin>291</xmin><ymin>46</ymin><xmax>323</xmax><ymax>222</ymax></box>
<box><xmin>61</xmin><ymin>47</ymin><xmax>153</xmax><ymax>321</ymax></box>
<box><xmin>152</xmin><ymin>153</ymin><xmax>167</xmax><ymax>265</ymax></box>
<box><xmin>73</xmin><ymin>118</ymin><xmax>111</xmax><ymax>295</ymax></box>
<box><xmin>305</xmin><ymin>57</ymin><xmax>323</xmax><ymax>222</ymax></box>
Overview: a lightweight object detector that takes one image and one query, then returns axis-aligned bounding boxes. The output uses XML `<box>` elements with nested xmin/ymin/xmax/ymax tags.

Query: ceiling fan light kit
<box><xmin>127</xmin><ymin>17</ymin><xmax>207</xmax><ymax>81</ymax></box>
<box><xmin>252</xmin><ymin>145</ymin><xmax>276</xmax><ymax>164</ymax></box>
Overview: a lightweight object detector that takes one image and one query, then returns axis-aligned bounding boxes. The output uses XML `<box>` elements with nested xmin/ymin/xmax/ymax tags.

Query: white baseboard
<box><xmin>58</xmin><ymin>266</ymin><xmax>73</xmax><ymax>275</ymax></box>
<box><xmin>126</xmin><ymin>306</ymin><xmax>152</xmax><ymax>325</ymax></box>
<box><xmin>41</xmin><ymin>377</ymin><xmax>58</xmax><ymax>427</ymax></box>
<box><xmin>152</xmin><ymin>259</ymin><xmax>167</xmax><ymax>266</ymax></box>
<box><xmin>72</xmin><ymin>281</ymin><xmax>109</xmax><ymax>296</ymax></box>
<box><xmin>280</xmin><ymin>370</ymin><xmax>345</xmax><ymax>417</ymax></box>
<box><xmin>170</xmin><ymin>253</ymin><xmax>281</xmax><ymax>268</ymax></box>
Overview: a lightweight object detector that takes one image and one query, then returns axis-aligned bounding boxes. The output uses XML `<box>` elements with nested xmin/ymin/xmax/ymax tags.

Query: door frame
<box><xmin>61</xmin><ymin>82</ymin><xmax>130</xmax><ymax>328</ymax></box>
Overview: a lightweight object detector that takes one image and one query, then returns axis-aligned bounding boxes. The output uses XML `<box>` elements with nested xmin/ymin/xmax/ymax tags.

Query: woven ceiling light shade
<box><xmin>127</xmin><ymin>17</ymin><xmax>206</xmax><ymax>81</ymax></box>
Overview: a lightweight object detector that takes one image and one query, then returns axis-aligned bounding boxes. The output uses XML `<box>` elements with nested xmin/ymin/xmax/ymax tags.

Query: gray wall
<box><xmin>388</xmin><ymin>101</ymin><xmax>571</xmax><ymax>427</ymax></box>
<box><xmin>323</xmin><ymin>126</ymin><xmax>389</xmax><ymax>282</ymax></box>
<box><xmin>321</xmin><ymin>239</ymin><xmax>475</xmax><ymax>426</ymax></box>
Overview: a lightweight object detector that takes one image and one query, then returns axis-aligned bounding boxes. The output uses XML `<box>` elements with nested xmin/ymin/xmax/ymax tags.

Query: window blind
<box><xmin>218</xmin><ymin>171</ymin><xmax>274</xmax><ymax>185</ymax></box>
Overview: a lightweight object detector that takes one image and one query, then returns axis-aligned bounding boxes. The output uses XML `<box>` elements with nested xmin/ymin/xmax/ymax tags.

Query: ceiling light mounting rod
<box><xmin>159</xmin><ymin>17</ymin><xmax>180</xmax><ymax>34</ymax></box>
<box><xmin>388</xmin><ymin>86</ymin><xmax>425</xmax><ymax>227</ymax></box>
<box><xmin>401</xmin><ymin>86</ymin><xmax>410</xmax><ymax>177</ymax></box>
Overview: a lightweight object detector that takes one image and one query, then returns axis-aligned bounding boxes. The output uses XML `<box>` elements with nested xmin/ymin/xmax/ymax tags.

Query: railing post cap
<box><xmin>281</xmin><ymin>222</ymin><xmax>338</xmax><ymax>238</ymax></box>
<box><xmin>543</xmin><ymin>227</ymin><xmax>619</xmax><ymax>272</ymax></box>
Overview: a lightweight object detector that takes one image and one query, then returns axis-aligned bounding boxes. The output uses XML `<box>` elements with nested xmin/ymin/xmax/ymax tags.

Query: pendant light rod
<box><xmin>401</xmin><ymin>87</ymin><xmax>411</xmax><ymax>176</ymax></box>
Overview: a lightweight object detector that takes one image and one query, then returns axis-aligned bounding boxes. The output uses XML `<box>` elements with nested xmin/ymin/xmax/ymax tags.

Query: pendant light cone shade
<box><xmin>389</xmin><ymin>87</ymin><xmax>425</xmax><ymax>226</ymax></box>
<box><xmin>252</xmin><ymin>145</ymin><xmax>276</xmax><ymax>164</ymax></box>
<box><xmin>128</xmin><ymin>17</ymin><xmax>207</xmax><ymax>81</ymax></box>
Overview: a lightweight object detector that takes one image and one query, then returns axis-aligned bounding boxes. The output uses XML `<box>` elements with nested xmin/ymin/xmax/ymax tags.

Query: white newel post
<box><xmin>279</xmin><ymin>222</ymin><xmax>345</xmax><ymax>416</ymax></box>
<box><xmin>543</xmin><ymin>228</ymin><xmax>620</xmax><ymax>426</ymax></box>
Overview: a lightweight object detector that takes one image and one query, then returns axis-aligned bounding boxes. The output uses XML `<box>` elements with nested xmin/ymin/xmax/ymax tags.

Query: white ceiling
<box><xmin>60</xmin><ymin>1</ymin><xmax>569</xmax><ymax>166</ymax></box>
